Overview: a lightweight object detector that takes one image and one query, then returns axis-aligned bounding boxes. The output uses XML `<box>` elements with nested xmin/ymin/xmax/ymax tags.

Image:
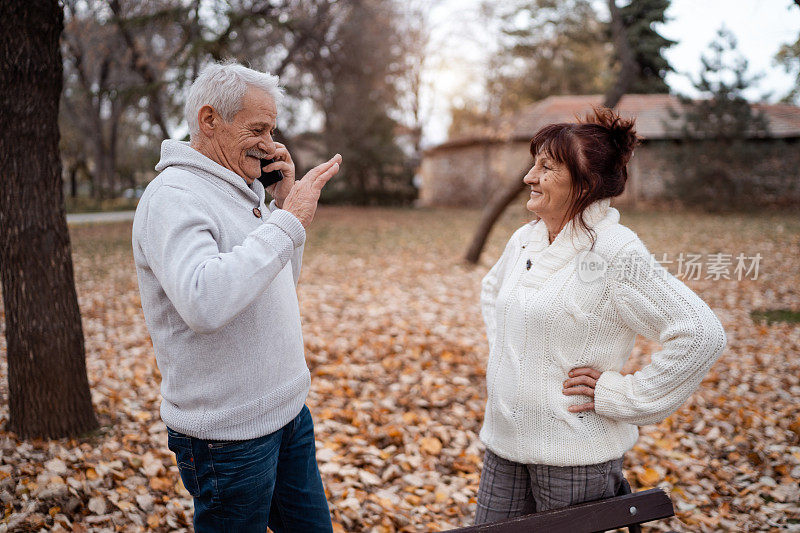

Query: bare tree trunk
<box><xmin>463</xmin><ymin>0</ymin><xmax>636</xmax><ymax>264</ymax></box>
<box><xmin>107</xmin><ymin>99</ymin><xmax>122</xmax><ymax>197</ymax></box>
<box><xmin>69</xmin><ymin>162</ymin><xmax>79</xmax><ymax>199</ymax></box>
<box><xmin>93</xmin><ymin>135</ymin><xmax>113</xmax><ymax>199</ymax></box>
<box><xmin>604</xmin><ymin>0</ymin><xmax>637</xmax><ymax>109</ymax></box>
<box><xmin>464</xmin><ymin>174</ymin><xmax>528</xmax><ymax>263</ymax></box>
<box><xmin>89</xmin><ymin>170</ymin><xmax>98</xmax><ymax>199</ymax></box>
<box><xmin>0</xmin><ymin>0</ymin><xmax>98</xmax><ymax>438</ymax></box>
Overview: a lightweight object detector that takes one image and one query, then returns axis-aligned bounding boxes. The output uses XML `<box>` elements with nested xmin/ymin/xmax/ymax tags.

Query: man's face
<box><xmin>212</xmin><ymin>87</ymin><xmax>278</xmax><ymax>184</ymax></box>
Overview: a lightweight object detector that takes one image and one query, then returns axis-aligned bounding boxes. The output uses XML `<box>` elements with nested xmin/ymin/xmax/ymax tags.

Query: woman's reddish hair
<box><xmin>529</xmin><ymin>107</ymin><xmax>640</xmax><ymax>246</ymax></box>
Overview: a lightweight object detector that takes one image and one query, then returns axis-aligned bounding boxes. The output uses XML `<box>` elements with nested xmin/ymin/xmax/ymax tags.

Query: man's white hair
<box><xmin>185</xmin><ymin>61</ymin><xmax>283</xmax><ymax>140</ymax></box>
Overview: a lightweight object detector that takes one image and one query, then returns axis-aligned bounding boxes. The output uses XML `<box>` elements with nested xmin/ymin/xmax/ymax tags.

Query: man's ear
<box><xmin>197</xmin><ymin>105</ymin><xmax>217</xmax><ymax>136</ymax></box>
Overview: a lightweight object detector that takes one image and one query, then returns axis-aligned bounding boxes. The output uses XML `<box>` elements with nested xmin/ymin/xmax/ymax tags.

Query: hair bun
<box><xmin>585</xmin><ymin>107</ymin><xmax>640</xmax><ymax>166</ymax></box>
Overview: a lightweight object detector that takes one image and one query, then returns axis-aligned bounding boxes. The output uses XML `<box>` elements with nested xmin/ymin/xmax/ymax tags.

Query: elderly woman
<box><xmin>475</xmin><ymin>108</ymin><xmax>726</xmax><ymax>523</ymax></box>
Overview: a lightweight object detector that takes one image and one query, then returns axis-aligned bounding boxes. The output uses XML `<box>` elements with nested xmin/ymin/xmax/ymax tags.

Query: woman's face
<box><xmin>523</xmin><ymin>153</ymin><xmax>574</xmax><ymax>220</ymax></box>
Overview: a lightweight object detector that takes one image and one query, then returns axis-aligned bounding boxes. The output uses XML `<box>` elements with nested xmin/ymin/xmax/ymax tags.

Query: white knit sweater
<box><xmin>133</xmin><ymin>140</ymin><xmax>309</xmax><ymax>441</ymax></box>
<box><xmin>479</xmin><ymin>198</ymin><xmax>726</xmax><ymax>467</ymax></box>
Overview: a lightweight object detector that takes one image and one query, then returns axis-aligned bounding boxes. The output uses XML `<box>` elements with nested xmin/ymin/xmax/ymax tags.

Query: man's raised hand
<box><xmin>282</xmin><ymin>154</ymin><xmax>342</xmax><ymax>228</ymax></box>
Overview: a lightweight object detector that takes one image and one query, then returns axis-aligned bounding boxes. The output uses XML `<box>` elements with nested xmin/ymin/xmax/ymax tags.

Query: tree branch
<box><xmin>108</xmin><ymin>0</ymin><xmax>172</xmax><ymax>138</ymax></box>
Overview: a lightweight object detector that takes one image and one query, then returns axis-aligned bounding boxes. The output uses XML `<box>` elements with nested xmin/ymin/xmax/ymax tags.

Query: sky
<box><xmin>661</xmin><ymin>0</ymin><xmax>799</xmax><ymax>99</ymax></box>
<box><xmin>420</xmin><ymin>0</ymin><xmax>800</xmax><ymax>145</ymax></box>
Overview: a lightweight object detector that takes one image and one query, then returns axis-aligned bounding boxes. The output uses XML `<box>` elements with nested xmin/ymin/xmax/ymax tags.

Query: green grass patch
<box><xmin>750</xmin><ymin>309</ymin><xmax>800</xmax><ymax>325</ymax></box>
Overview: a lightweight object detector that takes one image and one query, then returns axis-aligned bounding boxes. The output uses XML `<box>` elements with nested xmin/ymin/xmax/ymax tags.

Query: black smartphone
<box><xmin>258</xmin><ymin>158</ymin><xmax>283</xmax><ymax>187</ymax></box>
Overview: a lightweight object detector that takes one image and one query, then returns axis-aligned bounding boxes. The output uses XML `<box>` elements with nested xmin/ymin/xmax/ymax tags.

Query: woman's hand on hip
<box><xmin>563</xmin><ymin>367</ymin><xmax>602</xmax><ymax>413</ymax></box>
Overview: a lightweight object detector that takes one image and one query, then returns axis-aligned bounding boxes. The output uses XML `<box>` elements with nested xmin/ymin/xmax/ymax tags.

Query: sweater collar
<box><xmin>521</xmin><ymin>198</ymin><xmax>619</xmax><ymax>287</ymax></box>
<box><xmin>155</xmin><ymin>139</ymin><xmax>265</xmax><ymax>207</ymax></box>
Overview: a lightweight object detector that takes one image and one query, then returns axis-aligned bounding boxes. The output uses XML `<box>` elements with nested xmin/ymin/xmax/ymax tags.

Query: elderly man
<box><xmin>132</xmin><ymin>61</ymin><xmax>340</xmax><ymax>531</ymax></box>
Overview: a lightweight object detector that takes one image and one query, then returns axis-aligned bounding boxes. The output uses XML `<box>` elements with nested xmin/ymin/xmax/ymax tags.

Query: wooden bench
<box><xmin>449</xmin><ymin>488</ymin><xmax>676</xmax><ymax>533</ymax></box>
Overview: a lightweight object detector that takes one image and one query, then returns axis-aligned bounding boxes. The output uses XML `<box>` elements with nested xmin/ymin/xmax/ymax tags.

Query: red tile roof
<box><xmin>429</xmin><ymin>94</ymin><xmax>800</xmax><ymax>153</ymax></box>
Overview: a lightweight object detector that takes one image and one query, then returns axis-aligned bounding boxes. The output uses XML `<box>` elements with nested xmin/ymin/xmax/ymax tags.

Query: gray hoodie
<box><xmin>132</xmin><ymin>140</ymin><xmax>309</xmax><ymax>440</ymax></box>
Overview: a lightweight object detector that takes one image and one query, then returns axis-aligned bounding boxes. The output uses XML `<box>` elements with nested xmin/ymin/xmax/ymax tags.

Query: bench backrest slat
<box><xmin>449</xmin><ymin>488</ymin><xmax>674</xmax><ymax>532</ymax></box>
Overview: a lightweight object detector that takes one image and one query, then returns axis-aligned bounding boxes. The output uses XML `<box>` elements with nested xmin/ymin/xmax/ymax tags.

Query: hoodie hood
<box><xmin>155</xmin><ymin>139</ymin><xmax>266</xmax><ymax>206</ymax></box>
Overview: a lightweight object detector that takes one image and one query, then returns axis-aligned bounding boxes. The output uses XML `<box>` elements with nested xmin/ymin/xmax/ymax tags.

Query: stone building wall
<box><xmin>635</xmin><ymin>139</ymin><xmax>800</xmax><ymax>206</ymax></box>
<box><xmin>419</xmin><ymin>141</ymin><xmax>532</xmax><ymax>207</ymax></box>
<box><xmin>419</xmin><ymin>144</ymin><xmax>493</xmax><ymax>206</ymax></box>
<box><xmin>626</xmin><ymin>142</ymin><xmax>671</xmax><ymax>202</ymax></box>
<box><xmin>420</xmin><ymin>138</ymin><xmax>800</xmax><ymax>208</ymax></box>
<box><xmin>420</xmin><ymin>140</ymin><xmax>670</xmax><ymax>207</ymax></box>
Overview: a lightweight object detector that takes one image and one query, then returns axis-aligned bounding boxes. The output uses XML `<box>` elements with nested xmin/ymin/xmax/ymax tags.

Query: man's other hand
<box><xmin>282</xmin><ymin>154</ymin><xmax>341</xmax><ymax>228</ymax></box>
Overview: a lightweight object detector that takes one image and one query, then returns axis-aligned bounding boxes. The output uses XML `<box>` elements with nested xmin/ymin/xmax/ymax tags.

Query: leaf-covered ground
<box><xmin>1</xmin><ymin>205</ymin><xmax>799</xmax><ymax>532</ymax></box>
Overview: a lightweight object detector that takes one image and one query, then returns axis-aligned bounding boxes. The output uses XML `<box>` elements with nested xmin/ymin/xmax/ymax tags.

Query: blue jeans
<box><xmin>167</xmin><ymin>405</ymin><xmax>333</xmax><ymax>532</ymax></box>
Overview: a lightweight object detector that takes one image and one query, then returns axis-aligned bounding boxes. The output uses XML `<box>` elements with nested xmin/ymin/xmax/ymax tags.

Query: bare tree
<box><xmin>62</xmin><ymin>1</ymin><xmax>136</xmax><ymax>198</ymax></box>
<box><xmin>395</xmin><ymin>1</ymin><xmax>434</xmax><ymax>171</ymax></box>
<box><xmin>108</xmin><ymin>0</ymin><xmax>175</xmax><ymax>139</ymax></box>
<box><xmin>0</xmin><ymin>0</ymin><xmax>98</xmax><ymax>438</ymax></box>
<box><xmin>307</xmin><ymin>0</ymin><xmax>416</xmax><ymax>204</ymax></box>
<box><xmin>60</xmin><ymin>0</ymin><xmax>345</xmax><ymax>198</ymax></box>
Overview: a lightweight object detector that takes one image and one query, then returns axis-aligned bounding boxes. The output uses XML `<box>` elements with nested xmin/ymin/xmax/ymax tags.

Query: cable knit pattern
<box><xmin>479</xmin><ymin>198</ymin><xmax>726</xmax><ymax>466</ymax></box>
<box><xmin>133</xmin><ymin>140</ymin><xmax>310</xmax><ymax>441</ymax></box>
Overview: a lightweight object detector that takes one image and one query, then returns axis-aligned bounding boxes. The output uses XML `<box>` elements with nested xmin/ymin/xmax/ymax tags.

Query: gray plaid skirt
<box><xmin>474</xmin><ymin>449</ymin><xmax>626</xmax><ymax>525</ymax></box>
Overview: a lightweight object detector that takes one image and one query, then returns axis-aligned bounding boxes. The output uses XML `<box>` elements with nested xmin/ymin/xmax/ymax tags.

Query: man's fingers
<box><xmin>305</xmin><ymin>154</ymin><xmax>342</xmax><ymax>180</ymax></box>
<box><xmin>262</xmin><ymin>160</ymin><xmax>291</xmax><ymax>173</ymax></box>
<box><xmin>311</xmin><ymin>163</ymin><xmax>339</xmax><ymax>192</ymax></box>
<box><xmin>308</xmin><ymin>158</ymin><xmax>336</xmax><ymax>176</ymax></box>
<box><xmin>269</xmin><ymin>146</ymin><xmax>291</xmax><ymax>162</ymax></box>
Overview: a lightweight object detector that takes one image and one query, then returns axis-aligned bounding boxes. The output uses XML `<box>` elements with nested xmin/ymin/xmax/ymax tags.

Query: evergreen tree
<box><xmin>452</xmin><ymin>0</ymin><xmax>676</xmax><ymax>136</ymax></box>
<box><xmin>775</xmin><ymin>1</ymin><xmax>800</xmax><ymax>104</ymax></box>
<box><xmin>618</xmin><ymin>0</ymin><xmax>675</xmax><ymax>94</ymax></box>
<box><xmin>776</xmin><ymin>37</ymin><xmax>799</xmax><ymax>104</ymax></box>
<box><xmin>667</xmin><ymin>28</ymin><xmax>771</xmax><ymax>209</ymax></box>
<box><xmin>679</xmin><ymin>28</ymin><xmax>767</xmax><ymax>141</ymax></box>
